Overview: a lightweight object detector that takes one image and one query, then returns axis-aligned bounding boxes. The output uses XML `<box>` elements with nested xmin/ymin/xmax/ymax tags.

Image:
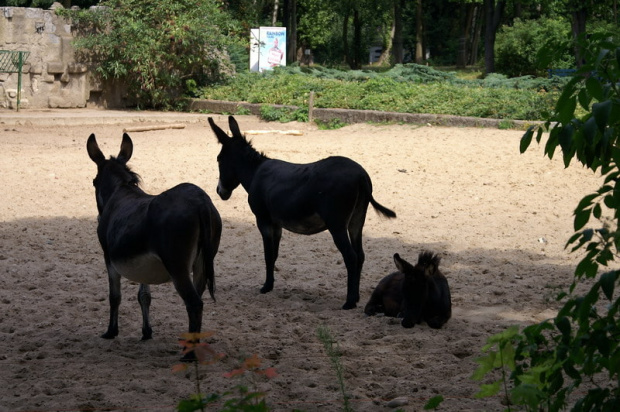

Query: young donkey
<box><xmin>365</xmin><ymin>252</ymin><xmax>451</xmax><ymax>329</ymax></box>
<box><xmin>87</xmin><ymin>133</ymin><xmax>222</xmax><ymax>347</ymax></box>
<box><xmin>209</xmin><ymin>116</ymin><xmax>396</xmax><ymax>310</ymax></box>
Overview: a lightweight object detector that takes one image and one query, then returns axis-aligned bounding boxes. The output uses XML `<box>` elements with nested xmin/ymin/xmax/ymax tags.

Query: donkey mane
<box><xmin>417</xmin><ymin>251</ymin><xmax>441</xmax><ymax>268</ymax></box>
<box><xmin>232</xmin><ymin>135</ymin><xmax>270</xmax><ymax>168</ymax></box>
<box><xmin>108</xmin><ymin>155</ymin><xmax>141</xmax><ymax>187</ymax></box>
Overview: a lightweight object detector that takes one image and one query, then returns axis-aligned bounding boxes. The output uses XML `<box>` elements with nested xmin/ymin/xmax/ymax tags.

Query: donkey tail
<box><xmin>370</xmin><ymin>197</ymin><xmax>396</xmax><ymax>219</ymax></box>
<box><xmin>199</xmin><ymin>204</ymin><xmax>222</xmax><ymax>302</ymax></box>
<box><xmin>363</xmin><ymin>171</ymin><xmax>396</xmax><ymax>219</ymax></box>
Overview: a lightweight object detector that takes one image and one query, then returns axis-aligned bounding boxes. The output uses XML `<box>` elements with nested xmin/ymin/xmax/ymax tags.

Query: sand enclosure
<box><xmin>0</xmin><ymin>114</ymin><xmax>601</xmax><ymax>411</ymax></box>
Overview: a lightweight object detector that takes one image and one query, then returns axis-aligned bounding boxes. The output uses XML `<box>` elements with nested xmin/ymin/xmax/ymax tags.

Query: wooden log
<box><xmin>244</xmin><ymin>129</ymin><xmax>303</xmax><ymax>136</ymax></box>
<box><xmin>123</xmin><ymin>124</ymin><xmax>186</xmax><ymax>133</ymax></box>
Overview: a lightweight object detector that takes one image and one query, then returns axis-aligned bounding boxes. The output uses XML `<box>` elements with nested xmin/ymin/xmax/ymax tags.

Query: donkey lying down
<box><xmin>364</xmin><ymin>252</ymin><xmax>451</xmax><ymax>329</ymax></box>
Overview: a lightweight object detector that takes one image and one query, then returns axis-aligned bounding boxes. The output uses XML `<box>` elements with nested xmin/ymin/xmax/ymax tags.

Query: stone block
<box><xmin>48</xmin><ymin>92</ymin><xmax>85</xmax><ymax>109</ymax></box>
<box><xmin>60</xmin><ymin>72</ymin><xmax>69</xmax><ymax>83</ymax></box>
<box><xmin>30</xmin><ymin>64</ymin><xmax>44</xmax><ymax>75</ymax></box>
<box><xmin>47</xmin><ymin>62</ymin><xmax>64</xmax><ymax>74</ymax></box>
<box><xmin>67</xmin><ymin>63</ymin><xmax>87</xmax><ymax>74</ymax></box>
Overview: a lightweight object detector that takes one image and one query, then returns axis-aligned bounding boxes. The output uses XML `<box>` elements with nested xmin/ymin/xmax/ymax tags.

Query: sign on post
<box><xmin>250</xmin><ymin>27</ymin><xmax>286</xmax><ymax>73</ymax></box>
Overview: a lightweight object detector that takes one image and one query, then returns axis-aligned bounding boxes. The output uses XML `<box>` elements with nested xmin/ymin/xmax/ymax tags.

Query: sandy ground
<box><xmin>0</xmin><ymin>114</ymin><xmax>602</xmax><ymax>411</ymax></box>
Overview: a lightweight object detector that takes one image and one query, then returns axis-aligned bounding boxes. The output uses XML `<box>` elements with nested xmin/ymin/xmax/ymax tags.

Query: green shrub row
<box><xmin>199</xmin><ymin>64</ymin><xmax>568</xmax><ymax>121</ymax></box>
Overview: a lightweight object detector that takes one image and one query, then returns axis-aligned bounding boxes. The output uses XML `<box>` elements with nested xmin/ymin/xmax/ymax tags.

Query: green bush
<box><xmin>200</xmin><ymin>65</ymin><xmax>565</xmax><ymax>121</ymax></box>
<box><xmin>495</xmin><ymin>17</ymin><xmax>573</xmax><ymax>77</ymax></box>
<box><xmin>60</xmin><ymin>0</ymin><xmax>239</xmax><ymax>109</ymax></box>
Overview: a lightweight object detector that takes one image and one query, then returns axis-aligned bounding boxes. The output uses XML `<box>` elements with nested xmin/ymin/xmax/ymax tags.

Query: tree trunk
<box><xmin>457</xmin><ymin>3</ymin><xmax>475</xmax><ymax>68</ymax></box>
<box><xmin>352</xmin><ymin>8</ymin><xmax>363</xmax><ymax>69</ymax></box>
<box><xmin>343</xmin><ymin>11</ymin><xmax>351</xmax><ymax>67</ymax></box>
<box><xmin>483</xmin><ymin>0</ymin><xmax>505</xmax><ymax>74</ymax></box>
<box><xmin>391</xmin><ymin>0</ymin><xmax>405</xmax><ymax>64</ymax></box>
<box><xmin>283</xmin><ymin>0</ymin><xmax>297</xmax><ymax>64</ymax></box>
<box><xmin>469</xmin><ymin>5</ymin><xmax>483</xmax><ymax>66</ymax></box>
<box><xmin>377</xmin><ymin>23</ymin><xmax>394</xmax><ymax>66</ymax></box>
<box><xmin>415</xmin><ymin>0</ymin><xmax>423</xmax><ymax>63</ymax></box>
<box><xmin>571</xmin><ymin>7</ymin><xmax>587</xmax><ymax>68</ymax></box>
<box><xmin>272</xmin><ymin>0</ymin><xmax>279</xmax><ymax>26</ymax></box>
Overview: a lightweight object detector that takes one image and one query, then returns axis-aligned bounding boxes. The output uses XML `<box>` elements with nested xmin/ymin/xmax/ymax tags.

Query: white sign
<box><xmin>256</xmin><ymin>27</ymin><xmax>286</xmax><ymax>72</ymax></box>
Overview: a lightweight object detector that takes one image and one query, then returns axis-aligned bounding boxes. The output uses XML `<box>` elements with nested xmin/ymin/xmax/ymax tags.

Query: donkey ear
<box><xmin>228</xmin><ymin>115</ymin><xmax>242</xmax><ymax>137</ymax></box>
<box><xmin>393</xmin><ymin>253</ymin><xmax>405</xmax><ymax>272</ymax></box>
<box><xmin>118</xmin><ymin>133</ymin><xmax>133</xmax><ymax>162</ymax></box>
<box><xmin>424</xmin><ymin>255</ymin><xmax>440</xmax><ymax>277</ymax></box>
<box><xmin>87</xmin><ymin>133</ymin><xmax>105</xmax><ymax>165</ymax></box>
<box><xmin>209</xmin><ymin>117</ymin><xmax>230</xmax><ymax>144</ymax></box>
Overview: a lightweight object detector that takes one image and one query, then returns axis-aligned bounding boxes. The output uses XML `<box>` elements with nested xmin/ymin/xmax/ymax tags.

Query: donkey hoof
<box><xmin>401</xmin><ymin>319</ymin><xmax>415</xmax><ymax>328</ymax></box>
<box><xmin>180</xmin><ymin>350</ymin><xmax>198</xmax><ymax>363</ymax></box>
<box><xmin>101</xmin><ymin>331</ymin><xmax>117</xmax><ymax>339</ymax></box>
<box><xmin>260</xmin><ymin>284</ymin><xmax>273</xmax><ymax>294</ymax></box>
<box><xmin>342</xmin><ymin>301</ymin><xmax>357</xmax><ymax>310</ymax></box>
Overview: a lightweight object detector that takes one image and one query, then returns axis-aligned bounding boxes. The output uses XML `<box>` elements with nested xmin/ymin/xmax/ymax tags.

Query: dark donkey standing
<box><xmin>87</xmin><ymin>133</ymin><xmax>222</xmax><ymax>346</ymax></box>
<box><xmin>208</xmin><ymin>116</ymin><xmax>396</xmax><ymax>309</ymax></box>
<box><xmin>364</xmin><ymin>252</ymin><xmax>451</xmax><ymax>329</ymax></box>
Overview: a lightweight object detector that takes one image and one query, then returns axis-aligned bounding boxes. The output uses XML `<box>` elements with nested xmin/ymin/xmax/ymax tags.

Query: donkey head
<box><xmin>393</xmin><ymin>252</ymin><xmax>440</xmax><ymax>328</ymax></box>
<box><xmin>208</xmin><ymin>116</ymin><xmax>252</xmax><ymax>200</ymax></box>
<box><xmin>87</xmin><ymin>133</ymin><xmax>138</xmax><ymax>215</ymax></box>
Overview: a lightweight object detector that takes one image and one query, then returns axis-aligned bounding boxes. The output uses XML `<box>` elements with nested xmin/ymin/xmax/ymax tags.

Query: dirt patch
<box><xmin>0</xmin><ymin>116</ymin><xmax>599</xmax><ymax>411</ymax></box>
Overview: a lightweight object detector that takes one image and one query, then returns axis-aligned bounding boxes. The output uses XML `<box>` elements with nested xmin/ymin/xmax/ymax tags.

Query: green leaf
<box><xmin>544</xmin><ymin>131</ymin><xmax>558</xmax><ymax>160</ymax></box>
<box><xmin>423</xmin><ymin>395</ymin><xmax>444</xmax><ymax>410</ymax></box>
<box><xmin>599</xmin><ymin>271</ymin><xmax>617</xmax><ymax>301</ymax></box>
<box><xmin>472</xmin><ymin>353</ymin><xmax>496</xmax><ymax>381</ymax></box>
<box><xmin>475</xmin><ymin>381</ymin><xmax>501</xmax><ymax>398</ymax></box>
<box><xmin>583</xmin><ymin>116</ymin><xmax>599</xmax><ymax>145</ymax></box>
<box><xmin>585</xmin><ymin>76</ymin><xmax>604</xmax><ymax>102</ymax></box>
<box><xmin>575</xmin><ymin>256</ymin><xmax>598</xmax><ymax>278</ymax></box>
<box><xmin>575</xmin><ymin>193</ymin><xmax>598</xmax><ymax>212</ymax></box>
<box><xmin>593</xmin><ymin>203</ymin><xmax>602</xmax><ymax>219</ymax></box>
<box><xmin>521</xmin><ymin>127</ymin><xmax>534</xmax><ymax>153</ymax></box>
<box><xmin>578</xmin><ymin>88</ymin><xmax>592</xmax><ymax>111</ymax></box>
<box><xmin>558</xmin><ymin>123</ymin><xmax>575</xmax><ymax>156</ymax></box>
<box><xmin>593</xmin><ymin>100</ymin><xmax>612</xmax><ymax>133</ymax></box>
<box><xmin>555</xmin><ymin>316</ymin><xmax>571</xmax><ymax>339</ymax></box>
<box><xmin>557</xmin><ymin>96</ymin><xmax>577</xmax><ymax>125</ymax></box>
<box><xmin>510</xmin><ymin>384</ymin><xmax>545</xmax><ymax>409</ymax></box>
<box><xmin>574</xmin><ymin>207</ymin><xmax>591</xmax><ymax>230</ymax></box>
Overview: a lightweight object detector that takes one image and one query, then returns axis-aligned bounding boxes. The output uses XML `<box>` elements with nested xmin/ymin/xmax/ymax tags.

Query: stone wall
<box><xmin>0</xmin><ymin>4</ymin><xmax>113</xmax><ymax>110</ymax></box>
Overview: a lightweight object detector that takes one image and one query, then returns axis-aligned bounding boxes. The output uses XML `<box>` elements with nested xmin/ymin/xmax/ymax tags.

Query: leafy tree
<box><xmin>0</xmin><ymin>0</ymin><xmax>99</xmax><ymax>7</ymax></box>
<box><xmin>495</xmin><ymin>17</ymin><xmax>573</xmax><ymax>77</ymax></box>
<box><xmin>475</xmin><ymin>31</ymin><xmax>620</xmax><ymax>411</ymax></box>
<box><xmin>61</xmin><ymin>0</ymin><xmax>240</xmax><ymax>109</ymax></box>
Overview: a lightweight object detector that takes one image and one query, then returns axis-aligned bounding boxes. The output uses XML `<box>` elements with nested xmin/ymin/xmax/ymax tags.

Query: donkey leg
<box><xmin>348</xmin><ymin>215</ymin><xmax>367</xmax><ymax>303</ymax></box>
<box><xmin>138</xmin><ymin>284</ymin><xmax>153</xmax><ymax>340</ymax></box>
<box><xmin>102</xmin><ymin>263</ymin><xmax>121</xmax><ymax>339</ymax></box>
<box><xmin>170</xmin><ymin>272</ymin><xmax>204</xmax><ymax>334</ymax></box>
<box><xmin>328</xmin><ymin>227</ymin><xmax>359</xmax><ymax>310</ymax></box>
<box><xmin>170</xmin><ymin>271</ymin><xmax>204</xmax><ymax>362</ymax></box>
<box><xmin>257</xmin><ymin>222</ymin><xmax>282</xmax><ymax>294</ymax></box>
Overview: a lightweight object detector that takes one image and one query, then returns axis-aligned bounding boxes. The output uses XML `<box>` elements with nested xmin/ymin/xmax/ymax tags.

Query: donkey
<box><xmin>364</xmin><ymin>252</ymin><xmax>451</xmax><ymax>329</ymax></box>
<box><xmin>208</xmin><ymin>116</ymin><xmax>396</xmax><ymax>310</ymax></box>
<box><xmin>87</xmin><ymin>133</ymin><xmax>222</xmax><ymax>346</ymax></box>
